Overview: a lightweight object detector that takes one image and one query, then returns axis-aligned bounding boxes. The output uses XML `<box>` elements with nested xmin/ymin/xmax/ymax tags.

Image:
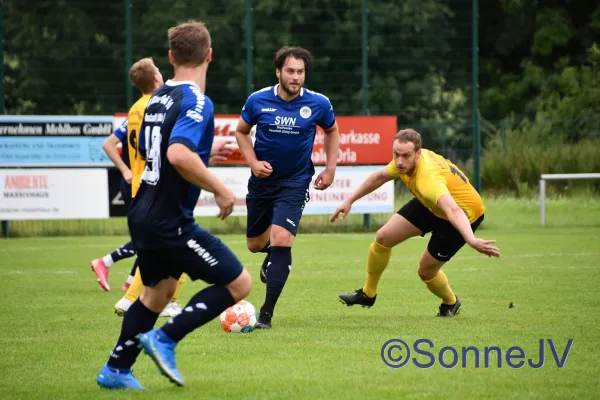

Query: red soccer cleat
<box><xmin>91</xmin><ymin>258</ymin><xmax>110</xmax><ymax>291</ymax></box>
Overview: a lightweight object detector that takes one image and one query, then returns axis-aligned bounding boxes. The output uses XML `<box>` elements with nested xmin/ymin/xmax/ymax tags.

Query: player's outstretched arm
<box><xmin>234</xmin><ymin>118</ymin><xmax>272</xmax><ymax>178</ymax></box>
<box><xmin>102</xmin><ymin>134</ymin><xmax>132</xmax><ymax>184</ymax></box>
<box><xmin>330</xmin><ymin>167</ymin><xmax>393</xmax><ymax>222</ymax></box>
<box><xmin>168</xmin><ymin>143</ymin><xmax>235</xmax><ymax>219</ymax></box>
<box><xmin>437</xmin><ymin>194</ymin><xmax>501</xmax><ymax>258</ymax></box>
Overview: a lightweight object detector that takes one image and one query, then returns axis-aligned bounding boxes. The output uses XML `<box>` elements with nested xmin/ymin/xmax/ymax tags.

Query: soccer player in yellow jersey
<box><xmin>94</xmin><ymin>58</ymin><xmax>185</xmax><ymax>317</ymax></box>
<box><xmin>331</xmin><ymin>129</ymin><xmax>500</xmax><ymax>317</ymax></box>
<box><xmin>91</xmin><ymin>58</ymin><xmax>163</xmax><ymax>291</ymax></box>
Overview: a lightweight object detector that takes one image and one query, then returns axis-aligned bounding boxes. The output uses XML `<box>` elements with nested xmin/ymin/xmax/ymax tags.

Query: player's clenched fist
<box><xmin>215</xmin><ymin>188</ymin><xmax>236</xmax><ymax>220</ymax></box>
<box><xmin>251</xmin><ymin>160</ymin><xmax>273</xmax><ymax>179</ymax></box>
<box><xmin>314</xmin><ymin>168</ymin><xmax>335</xmax><ymax>190</ymax></box>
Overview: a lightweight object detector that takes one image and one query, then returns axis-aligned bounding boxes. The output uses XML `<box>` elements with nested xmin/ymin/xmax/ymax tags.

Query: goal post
<box><xmin>539</xmin><ymin>173</ymin><xmax>600</xmax><ymax>226</ymax></box>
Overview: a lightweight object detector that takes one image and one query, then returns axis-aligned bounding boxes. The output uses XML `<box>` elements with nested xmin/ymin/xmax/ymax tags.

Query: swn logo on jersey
<box><xmin>187</xmin><ymin>239</ymin><xmax>219</xmax><ymax>267</ymax></box>
<box><xmin>274</xmin><ymin>116</ymin><xmax>297</xmax><ymax>126</ymax></box>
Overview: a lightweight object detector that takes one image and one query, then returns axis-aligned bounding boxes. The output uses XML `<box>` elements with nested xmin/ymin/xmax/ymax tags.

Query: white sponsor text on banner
<box><xmin>0</xmin><ymin>169</ymin><xmax>109</xmax><ymax>220</ymax></box>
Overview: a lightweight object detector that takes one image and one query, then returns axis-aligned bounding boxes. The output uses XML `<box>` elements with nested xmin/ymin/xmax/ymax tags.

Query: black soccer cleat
<box><xmin>254</xmin><ymin>312</ymin><xmax>272</xmax><ymax>329</ymax></box>
<box><xmin>437</xmin><ymin>297</ymin><xmax>461</xmax><ymax>317</ymax></box>
<box><xmin>338</xmin><ymin>288</ymin><xmax>377</xmax><ymax>308</ymax></box>
<box><xmin>259</xmin><ymin>254</ymin><xmax>270</xmax><ymax>284</ymax></box>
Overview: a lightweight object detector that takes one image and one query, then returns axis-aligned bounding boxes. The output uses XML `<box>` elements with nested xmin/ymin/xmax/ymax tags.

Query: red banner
<box><xmin>211</xmin><ymin>115</ymin><xmax>397</xmax><ymax>166</ymax></box>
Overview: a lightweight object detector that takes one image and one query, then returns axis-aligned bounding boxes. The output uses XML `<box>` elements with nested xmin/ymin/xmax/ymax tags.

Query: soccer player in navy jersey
<box><xmin>94</xmin><ymin>58</ymin><xmax>233</xmax><ymax>319</ymax></box>
<box><xmin>234</xmin><ymin>46</ymin><xmax>340</xmax><ymax>329</ymax></box>
<box><xmin>96</xmin><ymin>21</ymin><xmax>252</xmax><ymax>390</ymax></box>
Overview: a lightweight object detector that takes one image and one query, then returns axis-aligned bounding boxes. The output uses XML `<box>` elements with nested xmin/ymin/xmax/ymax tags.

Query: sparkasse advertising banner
<box><xmin>0</xmin><ymin>168</ymin><xmax>109</xmax><ymax>220</ymax></box>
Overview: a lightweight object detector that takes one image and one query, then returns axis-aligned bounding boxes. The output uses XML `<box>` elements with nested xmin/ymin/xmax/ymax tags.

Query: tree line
<box><xmin>4</xmin><ymin>0</ymin><xmax>600</xmax><ymax>150</ymax></box>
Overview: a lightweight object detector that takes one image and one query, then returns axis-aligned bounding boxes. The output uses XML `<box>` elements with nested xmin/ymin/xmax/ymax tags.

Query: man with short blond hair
<box><xmin>90</xmin><ymin>57</ymin><xmax>165</xmax><ymax>294</ymax></box>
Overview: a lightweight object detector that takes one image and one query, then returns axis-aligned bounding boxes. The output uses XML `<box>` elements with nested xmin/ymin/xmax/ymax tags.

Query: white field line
<box><xmin>0</xmin><ymin>235</ymin><xmax>421</xmax><ymax>253</ymax></box>
<box><xmin>1</xmin><ymin>250</ymin><xmax>598</xmax><ymax>275</ymax></box>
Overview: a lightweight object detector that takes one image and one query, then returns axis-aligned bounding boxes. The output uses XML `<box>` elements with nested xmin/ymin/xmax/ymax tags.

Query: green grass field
<box><xmin>1</xmin><ymin>197</ymin><xmax>599</xmax><ymax>399</ymax></box>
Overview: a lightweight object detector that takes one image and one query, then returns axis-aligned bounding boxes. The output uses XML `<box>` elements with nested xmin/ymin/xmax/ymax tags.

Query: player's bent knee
<box><xmin>226</xmin><ymin>269</ymin><xmax>252</xmax><ymax>302</ymax></box>
<box><xmin>375</xmin><ymin>228</ymin><xmax>394</xmax><ymax>248</ymax></box>
<box><xmin>141</xmin><ymin>278</ymin><xmax>178</xmax><ymax>313</ymax></box>
<box><xmin>270</xmin><ymin>229</ymin><xmax>294</xmax><ymax>247</ymax></box>
<box><xmin>418</xmin><ymin>267</ymin><xmax>436</xmax><ymax>281</ymax></box>
<box><xmin>246</xmin><ymin>237</ymin><xmax>268</xmax><ymax>253</ymax></box>
<box><xmin>142</xmin><ymin>290</ymin><xmax>172</xmax><ymax>313</ymax></box>
<box><xmin>418</xmin><ymin>260</ymin><xmax>444</xmax><ymax>281</ymax></box>
<box><xmin>246</xmin><ymin>240</ymin><xmax>263</xmax><ymax>253</ymax></box>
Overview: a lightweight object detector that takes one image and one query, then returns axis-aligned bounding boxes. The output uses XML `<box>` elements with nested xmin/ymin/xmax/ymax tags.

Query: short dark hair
<box><xmin>168</xmin><ymin>20</ymin><xmax>211</xmax><ymax>67</ymax></box>
<box><xmin>274</xmin><ymin>46</ymin><xmax>313</xmax><ymax>70</ymax></box>
<box><xmin>394</xmin><ymin>129</ymin><xmax>422</xmax><ymax>151</ymax></box>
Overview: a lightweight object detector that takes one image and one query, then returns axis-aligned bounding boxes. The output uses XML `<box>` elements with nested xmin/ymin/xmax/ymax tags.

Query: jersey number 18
<box><xmin>141</xmin><ymin>125</ymin><xmax>162</xmax><ymax>185</ymax></box>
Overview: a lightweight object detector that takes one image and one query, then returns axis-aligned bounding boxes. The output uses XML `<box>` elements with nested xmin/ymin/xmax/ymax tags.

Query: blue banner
<box><xmin>0</xmin><ymin>136</ymin><xmax>113</xmax><ymax>166</ymax></box>
<box><xmin>0</xmin><ymin>115</ymin><xmax>115</xmax><ymax>166</ymax></box>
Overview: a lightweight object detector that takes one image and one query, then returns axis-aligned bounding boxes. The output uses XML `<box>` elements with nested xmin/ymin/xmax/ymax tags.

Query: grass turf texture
<box><xmin>0</xmin><ymin>197</ymin><xmax>599</xmax><ymax>399</ymax></box>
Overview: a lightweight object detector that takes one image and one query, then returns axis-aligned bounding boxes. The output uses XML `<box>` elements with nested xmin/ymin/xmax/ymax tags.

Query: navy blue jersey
<box><xmin>128</xmin><ymin>80</ymin><xmax>215</xmax><ymax>248</ymax></box>
<box><xmin>240</xmin><ymin>85</ymin><xmax>335</xmax><ymax>187</ymax></box>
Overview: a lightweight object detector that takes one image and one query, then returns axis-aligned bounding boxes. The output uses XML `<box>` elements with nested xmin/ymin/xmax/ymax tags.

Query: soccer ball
<box><xmin>219</xmin><ymin>300</ymin><xmax>257</xmax><ymax>333</ymax></box>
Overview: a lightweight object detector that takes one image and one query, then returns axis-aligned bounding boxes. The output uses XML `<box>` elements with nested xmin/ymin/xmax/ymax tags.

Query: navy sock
<box><xmin>110</xmin><ymin>241</ymin><xmax>136</xmax><ymax>263</ymax></box>
<box><xmin>107</xmin><ymin>299</ymin><xmax>159</xmax><ymax>370</ymax></box>
<box><xmin>260</xmin><ymin>242</ymin><xmax>271</xmax><ymax>270</ymax></box>
<box><xmin>129</xmin><ymin>257</ymin><xmax>139</xmax><ymax>277</ymax></box>
<box><xmin>161</xmin><ymin>285</ymin><xmax>235</xmax><ymax>342</ymax></box>
<box><xmin>261</xmin><ymin>246</ymin><xmax>292</xmax><ymax>315</ymax></box>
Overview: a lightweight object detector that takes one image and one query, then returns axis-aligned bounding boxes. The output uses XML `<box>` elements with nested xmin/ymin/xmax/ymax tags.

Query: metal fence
<box><xmin>2</xmin><ymin>0</ymin><xmax>479</xmax><ymax>183</ymax></box>
<box><xmin>1</xmin><ymin>1</ymin><xmax>481</xmax><ymax>237</ymax></box>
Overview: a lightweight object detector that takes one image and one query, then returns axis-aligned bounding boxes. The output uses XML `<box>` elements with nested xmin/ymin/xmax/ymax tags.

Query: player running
<box><xmin>234</xmin><ymin>46</ymin><xmax>340</xmax><ymax>329</ymax></box>
<box><xmin>97</xmin><ymin>21</ymin><xmax>251</xmax><ymax>390</ymax></box>
<box><xmin>93</xmin><ymin>58</ymin><xmax>233</xmax><ymax>318</ymax></box>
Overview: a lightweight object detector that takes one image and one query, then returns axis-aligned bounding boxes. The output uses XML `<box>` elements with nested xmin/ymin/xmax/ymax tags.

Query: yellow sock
<box><xmin>124</xmin><ymin>267</ymin><xmax>144</xmax><ymax>302</ymax></box>
<box><xmin>423</xmin><ymin>270</ymin><xmax>456</xmax><ymax>305</ymax></box>
<box><xmin>362</xmin><ymin>240</ymin><xmax>392</xmax><ymax>298</ymax></box>
<box><xmin>171</xmin><ymin>274</ymin><xmax>187</xmax><ymax>302</ymax></box>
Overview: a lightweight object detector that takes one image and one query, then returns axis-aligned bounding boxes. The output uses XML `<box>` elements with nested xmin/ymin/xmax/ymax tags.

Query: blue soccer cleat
<box><xmin>96</xmin><ymin>364</ymin><xmax>143</xmax><ymax>390</ymax></box>
<box><xmin>138</xmin><ymin>329</ymin><xmax>185</xmax><ymax>386</ymax></box>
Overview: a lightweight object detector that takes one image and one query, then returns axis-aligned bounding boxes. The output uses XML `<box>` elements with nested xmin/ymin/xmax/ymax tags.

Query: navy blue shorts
<box><xmin>120</xmin><ymin>180</ymin><xmax>132</xmax><ymax>208</ymax></box>
<box><xmin>136</xmin><ymin>225</ymin><xmax>244</xmax><ymax>288</ymax></box>
<box><xmin>245</xmin><ymin>180</ymin><xmax>310</xmax><ymax>237</ymax></box>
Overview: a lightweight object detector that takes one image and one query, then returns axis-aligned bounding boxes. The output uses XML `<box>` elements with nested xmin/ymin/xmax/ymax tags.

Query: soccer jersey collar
<box><xmin>273</xmin><ymin>84</ymin><xmax>304</xmax><ymax>99</ymax></box>
<box><xmin>166</xmin><ymin>80</ymin><xmax>201</xmax><ymax>90</ymax></box>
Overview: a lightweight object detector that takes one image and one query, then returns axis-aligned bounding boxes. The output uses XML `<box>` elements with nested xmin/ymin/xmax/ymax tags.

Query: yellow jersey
<box><xmin>127</xmin><ymin>94</ymin><xmax>151</xmax><ymax>197</ymax></box>
<box><xmin>386</xmin><ymin>149</ymin><xmax>485</xmax><ymax>223</ymax></box>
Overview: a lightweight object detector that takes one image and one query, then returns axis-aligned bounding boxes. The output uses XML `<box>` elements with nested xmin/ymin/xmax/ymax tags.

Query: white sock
<box><xmin>126</xmin><ymin>275</ymin><xmax>134</xmax><ymax>284</ymax></box>
<box><xmin>102</xmin><ymin>255</ymin><xmax>114</xmax><ymax>267</ymax></box>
